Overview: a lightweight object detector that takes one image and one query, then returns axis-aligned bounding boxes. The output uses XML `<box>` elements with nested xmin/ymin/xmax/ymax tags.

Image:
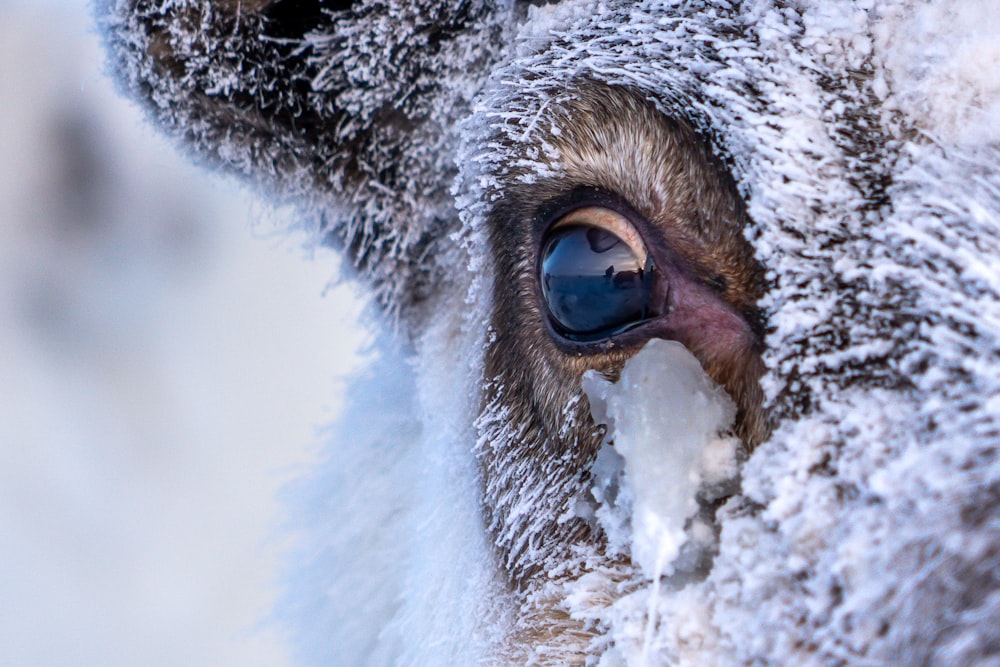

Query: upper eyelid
<box><xmin>534</xmin><ymin>187</ymin><xmax>651</xmax><ymax>236</ymax></box>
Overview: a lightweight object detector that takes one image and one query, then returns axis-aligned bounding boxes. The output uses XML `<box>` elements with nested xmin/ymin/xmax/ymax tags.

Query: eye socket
<box><xmin>539</xmin><ymin>207</ymin><xmax>659</xmax><ymax>341</ymax></box>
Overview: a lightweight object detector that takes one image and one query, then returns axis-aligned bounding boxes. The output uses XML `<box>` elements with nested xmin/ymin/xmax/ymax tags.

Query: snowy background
<box><xmin>0</xmin><ymin>1</ymin><xmax>366</xmax><ymax>664</ymax></box>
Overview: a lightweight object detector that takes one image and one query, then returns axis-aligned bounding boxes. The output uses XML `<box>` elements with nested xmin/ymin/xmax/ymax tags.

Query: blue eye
<box><xmin>539</xmin><ymin>209</ymin><xmax>657</xmax><ymax>340</ymax></box>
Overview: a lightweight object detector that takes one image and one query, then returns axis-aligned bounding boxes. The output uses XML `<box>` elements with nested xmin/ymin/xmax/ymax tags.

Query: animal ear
<box><xmin>102</xmin><ymin>0</ymin><xmax>507</xmax><ymax>320</ymax></box>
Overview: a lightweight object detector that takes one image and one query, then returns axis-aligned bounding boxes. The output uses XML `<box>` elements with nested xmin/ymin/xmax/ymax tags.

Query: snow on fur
<box><xmin>99</xmin><ymin>0</ymin><xmax>507</xmax><ymax>323</ymax></box>
<box><xmin>457</xmin><ymin>4</ymin><xmax>1000</xmax><ymax>661</ymax></box>
<box><xmin>101</xmin><ymin>0</ymin><xmax>1000</xmax><ymax>664</ymax></box>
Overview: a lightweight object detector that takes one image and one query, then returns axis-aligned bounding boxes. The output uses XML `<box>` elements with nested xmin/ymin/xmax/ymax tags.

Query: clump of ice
<box><xmin>581</xmin><ymin>339</ymin><xmax>740</xmax><ymax>580</ymax></box>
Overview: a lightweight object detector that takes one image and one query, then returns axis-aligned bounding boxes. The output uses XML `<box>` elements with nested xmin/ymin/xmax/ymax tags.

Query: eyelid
<box><xmin>550</xmin><ymin>206</ymin><xmax>649</xmax><ymax>266</ymax></box>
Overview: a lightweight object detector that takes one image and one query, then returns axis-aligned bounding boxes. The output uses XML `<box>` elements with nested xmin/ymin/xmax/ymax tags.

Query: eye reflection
<box><xmin>540</xmin><ymin>209</ymin><xmax>658</xmax><ymax>340</ymax></box>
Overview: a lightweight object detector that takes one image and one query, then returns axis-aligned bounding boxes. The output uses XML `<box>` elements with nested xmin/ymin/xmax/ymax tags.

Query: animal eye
<box><xmin>539</xmin><ymin>207</ymin><xmax>658</xmax><ymax>341</ymax></box>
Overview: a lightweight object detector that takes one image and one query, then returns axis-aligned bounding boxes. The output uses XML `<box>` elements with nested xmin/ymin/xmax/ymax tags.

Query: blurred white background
<box><xmin>0</xmin><ymin>1</ymin><xmax>367</xmax><ymax>664</ymax></box>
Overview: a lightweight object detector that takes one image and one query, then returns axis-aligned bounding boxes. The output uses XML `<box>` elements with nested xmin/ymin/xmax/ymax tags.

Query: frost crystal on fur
<box><xmin>101</xmin><ymin>0</ymin><xmax>1000</xmax><ymax>665</ymax></box>
<box><xmin>99</xmin><ymin>0</ymin><xmax>507</xmax><ymax>323</ymax></box>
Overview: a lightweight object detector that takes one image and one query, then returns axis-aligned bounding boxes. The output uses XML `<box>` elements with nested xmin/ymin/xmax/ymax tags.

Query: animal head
<box><xmin>103</xmin><ymin>1</ymin><xmax>1000</xmax><ymax>664</ymax></box>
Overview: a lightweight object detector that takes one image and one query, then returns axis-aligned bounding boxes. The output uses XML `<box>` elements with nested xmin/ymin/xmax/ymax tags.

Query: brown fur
<box><xmin>477</xmin><ymin>82</ymin><xmax>766</xmax><ymax>654</ymax></box>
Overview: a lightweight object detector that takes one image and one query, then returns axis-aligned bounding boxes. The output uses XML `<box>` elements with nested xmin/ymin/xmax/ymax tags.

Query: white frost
<box><xmin>582</xmin><ymin>339</ymin><xmax>740</xmax><ymax>580</ymax></box>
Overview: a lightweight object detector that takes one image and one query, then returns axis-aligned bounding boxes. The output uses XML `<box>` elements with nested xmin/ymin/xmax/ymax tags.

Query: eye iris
<box><xmin>540</xmin><ymin>224</ymin><xmax>654</xmax><ymax>339</ymax></box>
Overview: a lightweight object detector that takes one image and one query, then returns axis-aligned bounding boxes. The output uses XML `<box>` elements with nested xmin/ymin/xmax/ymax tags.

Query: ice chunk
<box><xmin>585</xmin><ymin>440</ymin><xmax>634</xmax><ymax>557</ymax></box>
<box><xmin>581</xmin><ymin>339</ymin><xmax>739</xmax><ymax>579</ymax></box>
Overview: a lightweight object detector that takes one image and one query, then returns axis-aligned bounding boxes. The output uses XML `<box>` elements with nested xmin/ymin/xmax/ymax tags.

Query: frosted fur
<box><xmin>459</xmin><ymin>3</ymin><xmax>1000</xmax><ymax>663</ymax></box>
<box><xmin>101</xmin><ymin>0</ymin><xmax>1000</xmax><ymax>665</ymax></box>
<box><xmin>99</xmin><ymin>0</ymin><xmax>509</xmax><ymax>323</ymax></box>
<box><xmin>276</xmin><ymin>297</ymin><xmax>501</xmax><ymax>666</ymax></box>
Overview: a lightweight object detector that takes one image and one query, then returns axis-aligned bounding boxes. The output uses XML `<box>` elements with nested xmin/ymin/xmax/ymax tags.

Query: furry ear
<box><xmin>101</xmin><ymin>0</ymin><xmax>508</xmax><ymax>321</ymax></box>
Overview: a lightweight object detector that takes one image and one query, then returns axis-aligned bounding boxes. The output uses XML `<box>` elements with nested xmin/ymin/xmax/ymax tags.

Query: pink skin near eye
<box><xmin>655</xmin><ymin>265</ymin><xmax>756</xmax><ymax>370</ymax></box>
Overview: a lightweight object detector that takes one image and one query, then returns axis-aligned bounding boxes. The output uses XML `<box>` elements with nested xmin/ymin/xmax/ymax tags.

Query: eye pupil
<box><xmin>540</xmin><ymin>223</ymin><xmax>656</xmax><ymax>340</ymax></box>
<box><xmin>586</xmin><ymin>227</ymin><xmax>620</xmax><ymax>253</ymax></box>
